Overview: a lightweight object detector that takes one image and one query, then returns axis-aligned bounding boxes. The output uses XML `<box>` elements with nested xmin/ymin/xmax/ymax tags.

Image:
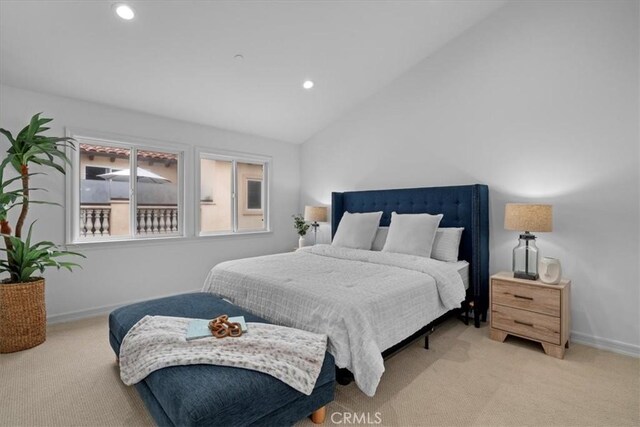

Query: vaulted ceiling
<box><xmin>0</xmin><ymin>1</ymin><xmax>506</xmax><ymax>143</ymax></box>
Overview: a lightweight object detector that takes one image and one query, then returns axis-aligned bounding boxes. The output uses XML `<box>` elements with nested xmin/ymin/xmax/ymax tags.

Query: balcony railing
<box><xmin>80</xmin><ymin>206</ymin><xmax>111</xmax><ymax>237</ymax></box>
<box><xmin>80</xmin><ymin>206</ymin><xmax>178</xmax><ymax>237</ymax></box>
<box><xmin>136</xmin><ymin>207</ymin><xmax>179</xmax><ymax>235</ymax></box>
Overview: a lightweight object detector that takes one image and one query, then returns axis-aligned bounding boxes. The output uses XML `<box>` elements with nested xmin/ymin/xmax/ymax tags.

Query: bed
<box><xmin>331</xmin><ymin>184</ymin><xmax>490</xmax><ymax>326</ymax></box>
<box><xmin>203</xmin><ymin>184</ymin><xmax>489</xmax><ymax>396</ymax></box>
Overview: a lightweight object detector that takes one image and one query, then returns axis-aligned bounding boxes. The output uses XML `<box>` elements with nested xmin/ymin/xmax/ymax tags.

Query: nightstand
<box><xmin>489</xmin><ymin>271</ymin><xmax>571</xmax><ymax>359</ymax></box>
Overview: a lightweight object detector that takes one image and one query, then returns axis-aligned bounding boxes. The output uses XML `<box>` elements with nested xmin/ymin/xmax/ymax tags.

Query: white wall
<box><xmin>301</xmin><ymin>1</ymin><xmax>639</xmax><ymax>354</ymax></box>
<box><xmin>0</xmin><ymin>84</ymin><xmax>300</xmax><ymax>321</ymax></box>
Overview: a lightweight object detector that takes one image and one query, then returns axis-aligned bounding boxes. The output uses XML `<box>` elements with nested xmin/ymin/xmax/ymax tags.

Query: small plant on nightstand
<box><xmin>292</xmin><ymin>214</ymin><xmax>310</xmax><ymax>248</ymax></box>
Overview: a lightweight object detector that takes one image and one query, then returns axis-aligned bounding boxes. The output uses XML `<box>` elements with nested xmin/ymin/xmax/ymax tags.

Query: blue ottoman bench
<box><xmin>109</xmin><ymin>293</ymin><xmax>335</xmax><ymax>427</ymax></box>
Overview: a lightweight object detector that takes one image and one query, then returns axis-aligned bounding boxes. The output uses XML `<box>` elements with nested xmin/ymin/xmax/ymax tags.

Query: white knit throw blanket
<box><xmin>119</xmin><ymin>315</ymin><xmax>328</xmax><ymax>395</ymax></box>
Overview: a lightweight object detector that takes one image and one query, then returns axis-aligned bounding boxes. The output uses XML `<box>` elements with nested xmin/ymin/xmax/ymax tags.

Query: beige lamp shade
<box><xmin>504</xmin><ymin>204</ymin><xmax>552</xmax><ymax>232</ymax></box>
<box><xmin>304</xmin><ymin>206</ymin><xmax>328</xmax><ymax>223</ymax></box>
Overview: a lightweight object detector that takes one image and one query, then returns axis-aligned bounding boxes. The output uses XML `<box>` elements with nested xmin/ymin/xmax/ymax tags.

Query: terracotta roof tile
<box><xmin>80</xmin><ymin>144</ymin><xmax>177</xmax><ymax>161</ymax></box>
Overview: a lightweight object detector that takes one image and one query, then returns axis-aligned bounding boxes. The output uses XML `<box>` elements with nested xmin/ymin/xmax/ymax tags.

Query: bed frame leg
<box><xmin>474</xmin><ymin>307</ymin><xmax>487</xmax><ymax>327</ymax></box>
<box><xmin>335</xmin><ymin>368</ymin><xmax>354</xmax><ymax>385</ymax></box>
<box><xmin>423</xmin><ymin>326</ymin><xmax>434</xmax><ymax>350</ymax></box>
<box><xmin>310</xmin><ymin>406</ymin><xmax>326</xmax><ymax>424</ymax></box>
<box><xmin>461</xmin><ymin>300</ymin><xmax>473</xmax><ymax>327</ymax></box>
<box><xmin>463</xmin><ymin>301</ymin><xmax>470</xmax><ymax>326</ymax></box>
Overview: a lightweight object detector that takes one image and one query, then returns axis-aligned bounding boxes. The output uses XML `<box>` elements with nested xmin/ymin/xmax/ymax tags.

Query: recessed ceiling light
<box><xmin>114</xmin><ymin>3</ymin><xmax>135</xmax><ymax>21</ymax></box>
<box><xmin>234</xmin><ymin>54</ymin><xmax>244</xmax><ymax>60</ymax></box>
<box><xmin>303</xmin><ymin>80</ymin><xmax>314</xmax><ymax>90</ymax></box>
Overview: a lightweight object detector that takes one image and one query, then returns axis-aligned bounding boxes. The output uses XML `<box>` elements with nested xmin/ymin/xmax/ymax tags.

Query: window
<box><xmin>85</xmin><ymin>166</ymin><xmax>120</xmax><ymax>181</ymax></box>
<box><xmin>199</xmin><ymin>158</ymin><xmax>233</xmax><ymax>233</ymax></box>
<box><xmin>198</xmin><ymin>152</ymin><xmax>269</xmax><ymax>235</ymax></box>
<box><xmin>246</xmin><ymin>179</ymin><xmax>262</xmax><ymax>210</ymax></box>
<box><xmin>68</xmin><ymin>136</ymin><xmax>184</xmax><ymax>243</ymax></box>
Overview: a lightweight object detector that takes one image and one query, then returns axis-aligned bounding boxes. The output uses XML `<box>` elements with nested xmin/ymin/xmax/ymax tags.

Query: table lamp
<box><xmin>504</xmin><ymin>203</ymin><xmax>552</xmax><ymax>280</ymax></box>
<box><xmin>304</xmin><ymin>206</ymin><xmax>328</xmax><ymax>245</ymax></box>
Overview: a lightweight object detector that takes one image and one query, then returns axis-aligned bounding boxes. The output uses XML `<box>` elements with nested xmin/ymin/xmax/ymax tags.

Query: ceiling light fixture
<box><xmin>234</xmin><ymin>54</ymin><xmax>244</xmax><ymax>60</ymax></box>
<box><xmin>303</xmin><ymin>80</ymin><xmax>314</xmax><ymax>90</ymax></box>
<box><xmin>114</xmin><ymin>3</ymin><xmax>135</xmax><ymax>21</ymax></box>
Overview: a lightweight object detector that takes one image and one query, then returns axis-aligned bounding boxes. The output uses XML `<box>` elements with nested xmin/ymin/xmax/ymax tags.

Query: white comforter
<box><xmin>202</xmin><ymin>244</ymin><xmax>465</xmax><ymax>396</ymax></box>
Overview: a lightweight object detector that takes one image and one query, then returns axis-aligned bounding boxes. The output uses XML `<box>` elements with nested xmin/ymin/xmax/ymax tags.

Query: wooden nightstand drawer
<box><xmin>492</xmin><ymin>304</ymin><xmax>560</xmax><ymax>345</ymax></box>
<box><xmin>492</xmin><ymin>279</ymin><xmax>560</xmax><ymax>316</ymax></box>
<box><xmin>490</xmin><ymin>272</ymin><xmax>571</xmax><ymax>358</ymax></box>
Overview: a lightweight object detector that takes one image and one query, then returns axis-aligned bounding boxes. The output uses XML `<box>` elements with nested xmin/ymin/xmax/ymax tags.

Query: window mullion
<box><xmin>262</xmin><ymin>162</ymin><xmax>268</xmax><ymax>231</ymax></box>
<box><xmin>71</xmin><ymin>142</ymin><xmax>81</xmax><ymax>243</ymax></box>
<box><xmin>130</xmin><ymin>146</ymin><xmax>137</xmax><ymax>238</ymax></box>
<box><xmin>232</xmin><ymin>160</ymin><xmax>238</xmax><ymax>233</ymax></box>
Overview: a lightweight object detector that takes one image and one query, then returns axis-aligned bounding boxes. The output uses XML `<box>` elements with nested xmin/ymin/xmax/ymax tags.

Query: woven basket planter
<box><xmin>0</xmin><ymin>278</ymin><xmax>46</xmax><ymax>353</ymax></box>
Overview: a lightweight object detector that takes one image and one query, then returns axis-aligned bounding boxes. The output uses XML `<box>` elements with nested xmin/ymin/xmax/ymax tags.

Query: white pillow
<box><xmin>382</xmin><ymin>212</ymin><xmax>443</xmax><ymax>257</ymax></box>
<box><xmin>371</xmin><ymin>227</ymin><xmax>389</xmax><ymax>251</ymax></box>
<box><xmin>332</xmin><ymin>211</ymin><xmax>383</xmax><ymax>250</ymax></box>
<box><xmin>431</xmin><ymin>227</ymin><xmax>464</xmax><ymax>262</ymax></box>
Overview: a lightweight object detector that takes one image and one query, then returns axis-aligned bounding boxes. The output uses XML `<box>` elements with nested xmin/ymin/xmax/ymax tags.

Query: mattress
<box><xmin>453</xmin><ymin>260</ymin><xmax>470</xmax><ymax>290</ymax></box>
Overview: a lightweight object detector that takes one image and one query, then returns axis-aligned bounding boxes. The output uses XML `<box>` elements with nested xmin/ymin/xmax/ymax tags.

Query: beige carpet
<box><xmin>1</xmin><ymin>316</ymin><xmax>638</xmax><ymax>427</ymax></box>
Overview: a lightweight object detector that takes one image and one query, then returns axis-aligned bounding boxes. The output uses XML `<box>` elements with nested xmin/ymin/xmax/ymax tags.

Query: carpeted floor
<box><xmin>1</xmin><ymin>316</ymin><xmax>638</xmax><ymax>426</ymax></box>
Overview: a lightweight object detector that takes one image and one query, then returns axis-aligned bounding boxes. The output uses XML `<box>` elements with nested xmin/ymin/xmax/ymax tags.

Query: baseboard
<box><xmin>47</xmin><ymin>299</ymin><xmax>640</xmax><ymax>358</ymax></box>
<box><xmin>571</xmin><ymin>331</ymin><xmax>640</xmax><ymax>358</ymax></box>
<box><xmin>47</xmin><ymin>289</ymin><xmax>201</xmax><ymax>324</ymax></box>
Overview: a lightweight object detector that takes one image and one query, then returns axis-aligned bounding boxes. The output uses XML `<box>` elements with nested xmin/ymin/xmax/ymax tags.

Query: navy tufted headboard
<box><xmin>331</xmin><ymin>184</ymin><xmax>489</xmax><ymax>326</ymax></box>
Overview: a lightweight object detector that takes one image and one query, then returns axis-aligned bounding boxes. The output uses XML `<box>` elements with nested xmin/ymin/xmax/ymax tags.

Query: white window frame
<box><xmin>65</xmin><ymin>130</ymin><xmax>187</xmax><ymax>245</ymax></box>
<box><xmin>196</xmin><ymin>148</ymin><xmax>270</xmax><ymax>237</ymax></box>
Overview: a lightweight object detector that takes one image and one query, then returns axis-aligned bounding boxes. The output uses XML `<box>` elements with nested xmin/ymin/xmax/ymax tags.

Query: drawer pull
<box><xmin>514</xmin><ymin>320</ymin><xmax>534</xmax><ymax>327</ymax></box>
<box><xmin>513</xmin><ymin>294</ymin><xmax>534</xmax><ymax>301</ymax></box>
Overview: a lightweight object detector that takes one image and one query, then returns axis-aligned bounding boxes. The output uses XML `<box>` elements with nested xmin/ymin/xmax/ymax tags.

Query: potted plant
<box><xmin>292</xmin><ymin>214</ymin><xmax>310</xmax><ymax>249</ymax></box>
<box><xmin>0</xmin><ymin>113</ymin><xmax>85</xmax><ymax>353</ymax></box>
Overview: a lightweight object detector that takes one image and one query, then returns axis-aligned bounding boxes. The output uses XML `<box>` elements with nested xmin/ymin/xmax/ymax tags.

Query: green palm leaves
<box><xmin>1</xmin><ymin>222</ymin><xmax>84</xmax><ymax>283</ymax></box>
<box><xmin>0</xmin><ymin>113</ymin><xmax>84</xmax><ymax>283</ymax></box>
<box><xmin>0</xmin><ymin>112</ymin><xmax>73</xmax><ymax>175</ymax></box>
<box><xmin>0</xmin><ymin>171</ymin><xmax>24</xmax><ymax>224</ymax></box>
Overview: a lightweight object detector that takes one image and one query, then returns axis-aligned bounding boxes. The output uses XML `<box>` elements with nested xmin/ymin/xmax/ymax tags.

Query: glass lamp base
<box><xmin>512</xmin><ymin>232</ymin><xmax>539</xmax><ymax>281</ymax></box>
<box><xmin>514</xmin><ymin>271</ymin><xmax>539</xmax><ymax>280</ymax></box>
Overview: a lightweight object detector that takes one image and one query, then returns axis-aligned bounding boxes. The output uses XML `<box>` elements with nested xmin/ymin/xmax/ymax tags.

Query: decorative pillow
<box><xmin>371</xmin><ymin>227</ymin><xmax>389</xmax><ymax>251</ymax></box>
<box><xmin>331</xmin><ymin>211</ymin><xmax>383</xmax><ymax>250</ymax></box>
<box><xmin>382</xmin><ymin>212</ymin><xmax>443</xmax><ymax>257</ymax></box>
<box><xmin>431</xmin><ymin>227</ymin><xmax>464</xmax><ymax>262</ymax></box>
